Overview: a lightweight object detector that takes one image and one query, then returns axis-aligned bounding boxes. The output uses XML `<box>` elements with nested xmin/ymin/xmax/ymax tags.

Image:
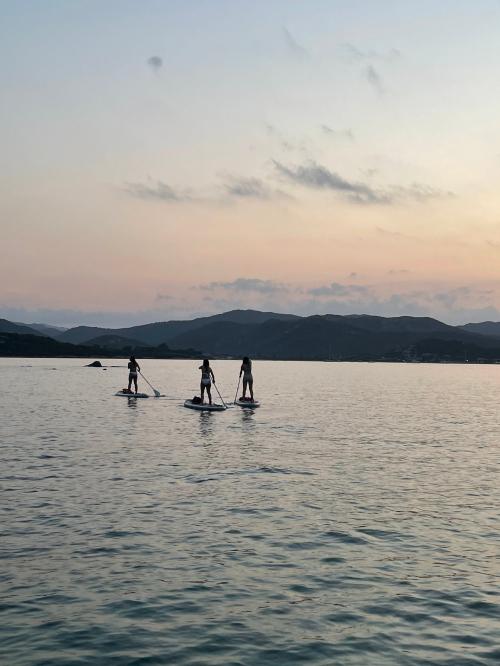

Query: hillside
<box><xmin>0</xmin><ymin>319</ymin><xmax>46</xmax><ymax>337</ymax></box>
<box><xmin>168</xmin><ymin>314</ymin><xmax>500</xmax><ymax>360</ymax></box>
<box><xmin>460</xmin><ymin>322</ymin><xmax>500</xmax><ymax>338</ymax></box>
<box><xmin>3</xmin><ymin>311</ymin><xmax>500</xmax><ymax>361</ymax></box>
<box><xmin>57</xmin><ymin>309</ymin><xmax>299</xmax><ymax>345</ymax></box>
<box><xmin>0</xmin><ymin>332</ymin><xmax>200</xmax><ymax>359</ymax></box>
<box><xmin>82</xmin><ymin>335</ymin><xmax>145</xmax><ymax>349</ymax></box>
<box><xmin>25</xmin><ymin>323</ymin><xmax>67</xmax><ymax>337</ymax></box>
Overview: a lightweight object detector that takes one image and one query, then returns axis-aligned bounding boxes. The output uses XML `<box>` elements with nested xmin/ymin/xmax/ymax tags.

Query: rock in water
<box><xmin>86</xmin><ymin>360</ymin><xmax>102</xmax><ymax>367</ymax></box>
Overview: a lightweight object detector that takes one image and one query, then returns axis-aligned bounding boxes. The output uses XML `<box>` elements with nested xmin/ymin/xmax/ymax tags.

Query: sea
<box><xmin>2</xmin><ymin>358</ymin><xmax>500</xmax><ymax>665</ymax></box>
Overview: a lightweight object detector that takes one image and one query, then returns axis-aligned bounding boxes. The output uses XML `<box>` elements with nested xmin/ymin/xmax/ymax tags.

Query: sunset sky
<box><xmin>2</xmin><ymin>0</ymin><xmax>500</xmax><ymax>326</ymax></box>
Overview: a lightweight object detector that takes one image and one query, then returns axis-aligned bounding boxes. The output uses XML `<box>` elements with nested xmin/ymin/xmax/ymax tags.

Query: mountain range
<box><xmin>3</xmin><ymin>309</ymin><xmax>500</xmax><ymax>361</ymax></box>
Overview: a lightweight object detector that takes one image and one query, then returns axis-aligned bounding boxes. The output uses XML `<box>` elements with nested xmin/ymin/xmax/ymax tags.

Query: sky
<box><xmin>2</xmin><ymin>0</ymin><xmax>500</xmax><ymax>327</ymax></box>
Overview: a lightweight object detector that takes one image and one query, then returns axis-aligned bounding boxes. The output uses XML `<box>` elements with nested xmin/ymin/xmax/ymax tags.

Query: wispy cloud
<box><xmin>124</xmin><ymin>179</ymin><xmax>192</xmax><ymax>202</ymax></box>
<box><xmin>223</xmin><ymin>176</ymin><xmax>288</xmax><ymax>201</ymax></box>
<box><xmin>309</xmin><ymin>282</ymin><xmax>371</xmax><ymax>297</ymax></box>
<box><xmin>200</xmin><ymin>278</ymin><xmax>288</xmax><ymax>294</ymax></box>
<box><xmin>365</xmin><ymin>65</ymin><xmax>384</xmax><ymax>95</ymax></box>
<box><xmin>321</xmin><ymin>125</ymin><xmax>355</xmax><ymax>140</ymax></box>
<box><xmin>273</xmin><ymin>160</ymin><xmax>453</xmax><ymax>206</ymax></box>
<box><xmin>147</xmin><ymin>56</ymin><xmax>163</xmax><ymax>73</ymax></box>
<box><xmin>273</xmin><ymin>160</ymin><xmax>389</xmax><ymax>204</ymax></box>
<box><xmin>283</xmin><ymin>27</ymin><xmax>308</xmax><ymax>59</ymax></box>
<box><xmin>340</xmin><ymin>44</ymin><xmax>401</xmax><ymax>62</ymax></box>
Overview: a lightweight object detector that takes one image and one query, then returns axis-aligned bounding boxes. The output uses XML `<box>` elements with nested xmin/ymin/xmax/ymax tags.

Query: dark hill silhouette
<box><xmin>168</xmin><ymin>313</ymin><xmax>500</xmax><ymax>359</ymax></box>
<box><xmin>83</xmin><ymin>334</ymin><xmax>145</xmax><ymax>349</ymax></box>
<box><xmin>459</xmin><ymin>321</ymin><xmax>500</xmax><ymax>338</ymax></box>
<box><xmin>0</xmin><ymin>319</ymin><xmax>45</xmax><ymax>337</ymax></box>
<box><xmin>3</xmin><ymin>311</ymin><xmax>500</xmax><ymax>361</ymax></box>
<box><xmin>57</xmin><ymin>309</ymin><xmax>299</xmax><ymax>345</ymax></box>
<box><xmin>0</xmin><ymin>332</ymin><xmax>201</xmax><ymax>358</ymax></box>
<box><xmin>338</xmin><ymin>314</ymin><xmax>454</xmax><ymax>334</ymax></box>
<box><xmin>25</xmin><ymin>323</ymin><xmax>67</xmax><ymax>337</ymax></box>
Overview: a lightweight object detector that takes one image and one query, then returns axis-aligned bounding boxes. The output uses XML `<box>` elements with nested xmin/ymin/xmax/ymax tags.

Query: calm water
<box><xmin>2</xmin><ymin>358</ymin><xmax>500</xmax><ymax>665</ymax></box>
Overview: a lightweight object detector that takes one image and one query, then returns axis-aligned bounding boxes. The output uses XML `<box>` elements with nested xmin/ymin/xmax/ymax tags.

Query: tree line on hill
<box><xmin>2</xmin><ymin>310</ymin><xmax>500</xmax><ymax>362</ymax></box>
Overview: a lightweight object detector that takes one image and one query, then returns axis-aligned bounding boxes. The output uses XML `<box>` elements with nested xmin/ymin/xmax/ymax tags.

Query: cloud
<box><xmin>390</xmin><ymin>183</ymin><xmax>454</xmax><ymax>202</ymax></box>
<box><xmin>265</xmin><ymin>123</ymin><xmax>307</xmax><ymax>154</ymax></box>
<box><xmin>365</xmin><ymin>65</ymin><xmax>384</xmax><ymax>95</ymax></box>
<box><xmin>340</xmin><ymin>44</ymin><xmax>401</xmax><ymax>63</ymax></box>
<box><xmin>309</xmin><ymin>282</ymin><xmax>371</xmax><ymax>298</ymax></box>
<box><xmin>273</xmin><ymin>159</ymin><xmax>389</xmax><ymax>204</ymax></box>
<box><xmin>273</xmin><ymin>160</ymin><xmax>453</xmax><ymax>205</ymax></box>
<box><xmin>283</xmin><ymin>27</ymin><xmax>308</xmax><ymax>59</ymax></box>
<box><xmin>124</xmin><ymin>179</ymin><xmax>192</xmax><ymax>202</ymax></box>
<box><xmin>223</xmin><ymin>176</ymin><xmax>289</xmax><ymax>201</ymax></box>
<box><xmin>200</xmin><ymin>278</ymin><xmax>288</xmax><ymax>294</ymax></box>
<box><xmin>147</xmin><ymin>56</ymin><xmax>163</xmax><ymax>72</ymax></box>
<box><xmin>321</xmin><ymin>125</ymin><xmax>355</xmax><ymax>140</ymax></box>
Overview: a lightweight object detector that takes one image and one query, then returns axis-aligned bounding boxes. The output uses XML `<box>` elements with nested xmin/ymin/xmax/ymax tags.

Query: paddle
<box><xmin>233</xmin><ymin>375</ymin><xmax>241</xmax><ymax>404</ymax></box>
<box><xmin>139</xmin><ymin>371</ymin><xmax>161</xmax><ymax>397</ymax></box>
<box><xmin>213</xmin><ymin>380</ymin><xmax>227</xmax><ymax>408</ymax></box>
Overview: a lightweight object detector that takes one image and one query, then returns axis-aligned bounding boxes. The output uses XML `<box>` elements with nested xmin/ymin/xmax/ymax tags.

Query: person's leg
<box><xmin>207</xmin><ymin>386</ymin><xmax>212</xmax><ymax>405</ymax></box>
<box><xmin>128</xmin><ymin>375</ymin><xmax>132</xmax><ymax>391</ymax></box>
<box><xmin>249</xmin><ymin>379</ymin><xmax>254</xmax><ymax>401</ymax></box>
<box><xmin>242</xmin><ymin>378</ymin><xmax>247</xmax><ymax>398</ymax></box>
<box><xmin>133</xmin><ymin>375</ymin><xmax>138</xmax><ymax>393</ymax></box>
<box><xmin>200</xmin><ymin>383</ymin><xmax>205</xmax><ymax>403</ymax></box>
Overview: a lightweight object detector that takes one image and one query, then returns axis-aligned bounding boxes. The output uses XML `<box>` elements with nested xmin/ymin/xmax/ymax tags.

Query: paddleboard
<box><xmin>115</xmin><ymin>391</ymin><xmax>149</xmax><ymax>398</ymax></box>
<box><xmin>235</xmin><ymin>399</ymin><xmax>260</xmax><ymax>408</ymax></box>
<box><xmin>184</xmin><ymin>399</ymin><xmax>226</xmax><ymax>411</ymax></box>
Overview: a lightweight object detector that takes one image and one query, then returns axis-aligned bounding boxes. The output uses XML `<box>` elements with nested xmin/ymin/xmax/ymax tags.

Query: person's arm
<box><xmin>210</xmin><ymin>368</ymin><xmax>215</xmax><ymax>381</ymax></box>
<box><xmin>239</xmin><ymin>364</ymin><xmax>243</xmax><ymax>377</ymax></box>
<box><xmin>137</xmin><ymin>363</ymin><xmax>141</xmax><ymax>372</ymax></box>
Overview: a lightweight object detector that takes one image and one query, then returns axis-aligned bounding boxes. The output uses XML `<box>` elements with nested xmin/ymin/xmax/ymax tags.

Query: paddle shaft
<box><xmin>213</xmin><ymin>381</ymin><xmax>227</xmax><ymax>408</ymax></box>
<box><xmin>139</xmin><ymin>371</ymin><xmax>160</xmax><ymax>397</ymax></box>
<box><xmin>233</xmin><ymin>375</ymin><xmax>241</xmax><ymax>404</ymax></box>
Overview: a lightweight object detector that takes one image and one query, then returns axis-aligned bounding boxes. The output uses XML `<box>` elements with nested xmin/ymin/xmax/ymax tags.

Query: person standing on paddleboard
<box><xmin>199</xmin><ymin>359</ymin><xmax>215</xmax><ymax>405</ymax></box>
<box><xmin>240</xmin><ymin>356</ymin><xmax>254</xmax><ymax>401</ymax></box>
<box><xmin>128</xmin><ymin>356</ymin><xmax>141</xmax><ymax>393</ymax></box>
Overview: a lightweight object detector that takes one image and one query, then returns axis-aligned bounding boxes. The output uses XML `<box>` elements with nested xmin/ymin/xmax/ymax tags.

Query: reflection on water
<box><xmin>2</xmin><ymin>358</ymin><xmax>500</xmax><ymax>665</ymax></box>
<box><xmin>197</xmin><ymin>410</ymin><xmax>216</xmax><ymax>442</ymax></box>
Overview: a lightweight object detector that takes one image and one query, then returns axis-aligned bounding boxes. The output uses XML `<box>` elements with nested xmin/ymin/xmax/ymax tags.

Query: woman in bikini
<box><xmin>199</xmin><ymin>359</ymin><xmax>215</xmax><ymax>405</ymax></box>
<box><xmin>127</xmin><ymin>356</ymin><xmax>141</xmax><ymax>393</ymax></box>
<box><xmin>240</xmin><ymin>356</ymin><xmax>254</xmax><ymax>401</ymax></box>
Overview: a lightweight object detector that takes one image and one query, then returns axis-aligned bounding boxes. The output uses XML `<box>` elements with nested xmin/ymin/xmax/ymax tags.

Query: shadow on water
<box><xmin>240</xmin><ymin>408</ymin><xmax>257</xmax><ymax>429</ymax></box>
<box><xmin>125</xmin><ymin>397</ymin><xmax>140</xmax><ymax>410</ymax></box>
<box><xmin>198</xmin><ymin>411</ymin><xmax>216</xmax><ymax>442</ymax></box>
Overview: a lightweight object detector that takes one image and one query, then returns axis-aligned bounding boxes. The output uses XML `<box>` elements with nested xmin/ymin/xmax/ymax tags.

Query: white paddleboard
<box><xmin>115</xmin><ymin>391</ymin><xmax>149</xmax><ymax>398</ymax></box>
<box><xmin>184</xmin><ymin>399</ymin><xmax>226</xmax><ymax>411</ymax></box>
<box><xmin>235</xmin><ymin>399</ymin><xmax>260</xmax><ymax>408</ymax></box>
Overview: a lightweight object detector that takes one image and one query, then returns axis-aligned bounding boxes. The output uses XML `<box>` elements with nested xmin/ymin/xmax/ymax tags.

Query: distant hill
<box><xmin>0</xmin><ymin>332</ymin><xmax>201</xmax><ymax>359</ymax></box>
<box><xmin>4</xmin><ymin>310</ymin><xmax>500</xmax><ymax>362</ymax></box>
<box><xmin>460</xmin><ymin>322</ymin><xmax>500</xmax><ymax>338</ymax></box>
<box><xmin>24</xmin><ymin>323</ymin><xmax>67</xmax><ymax>337</ymax></box>
<box><xmin>168</xmin><ymin>313</ymin><xmax>500</xmax><ymax>360</ymax></box>
<box><xmin>0</xmin><ymin>332</ymin><xmax>104</xmax><ymax>357</ymax></box>
<box><xmin>338</xmin><ymin>314</ymin><xmax>454</xmax><ymax>334</ymax></box>
<box><xmin>56</xmin><ymin>325</ymin><xmax>111</xmax><ymax>344</ymax></box>
<box><xmin>0</xmin><ymin>319</ymin><xmax>46</xmax><ymax>337</ymax></box>
<box><xmin>57</xmin><ymin>309</ymin><xmax>299</xmax><ymax>345</ymax></box>
<box><xmin>83</xmin><ymin>334</ymin><xmax>145</xmax><ymax>349</ymax></box>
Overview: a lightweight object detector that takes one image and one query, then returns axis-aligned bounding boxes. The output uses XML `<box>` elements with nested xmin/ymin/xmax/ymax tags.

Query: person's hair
<box><xmin>243</xmin><ymin>356</ymin><xmax>250</xmax><ymax>365</ymax></box>
<box><xmin>130</xmin><ymin>356</ymin><xmax>136</xmax><ymax>363</ymax></box>
<box><xmin>202</xmin><ymin>358</ymin><xmax>210</xmax><ymax>368</ymax></box>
